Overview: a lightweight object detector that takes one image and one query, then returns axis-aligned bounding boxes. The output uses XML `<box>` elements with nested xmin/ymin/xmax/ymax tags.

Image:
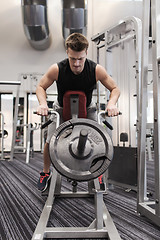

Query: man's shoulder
<box><xmin>86</xmin><ymin>59</ymin><xmax>97</xmax><ymax>68</ymax></box>
<box><xmin>58</xmin><ymin>58</ymin><xmax>68</xmax><ymax>67</ymax></box>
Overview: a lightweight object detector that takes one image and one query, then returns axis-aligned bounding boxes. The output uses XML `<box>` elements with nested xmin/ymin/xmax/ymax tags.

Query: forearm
<box><xmin>36</xmin><ymin>85</ymin><xmax>49</xmax><ymax>115</ymax></box>
<box><xmin>36</xmin><ymin>85</ymin><xmax>47</xmax><ymax>106</ymax></box>
<box><xmin>107</xmin><ymin>87</ymin><xmax>120</xmax><ymax>106</ymax></box>
<box><xmin>106</xmin><ymin>87</ymin><xmax>120</xmax><ymax>116</ymax></box>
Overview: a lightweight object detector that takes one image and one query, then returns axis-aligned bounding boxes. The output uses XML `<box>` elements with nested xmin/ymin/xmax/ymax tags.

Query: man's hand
<box><xmin>105</xmin><ymin>103</ymin><xmax>119</xmax><ymax>117</ymax></box>
<box><xmin>36</xmin><ymin>104</ymin><xmax>49</xmax><ymax>116</ymax></box>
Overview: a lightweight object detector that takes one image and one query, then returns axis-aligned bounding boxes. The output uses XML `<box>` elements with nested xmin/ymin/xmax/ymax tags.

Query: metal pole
<box><xmin>10</xmin><ymin>78</ymin><xmax>21</xmax><ymax>161</ymax></box>
<box><xmin>151</xmin><ymin>0</ymin><xmax>160</xmax><ymax>216</ymax></box>
<box><xmin>97</xmin><ymin>46</ymin><xmax>100</xmax><ymax>112</ymax></box>
<box><xmin>0</xmin><ymin>81</ymin><xmax>21</xmax><ymax>85</ymax></box>
<box><xmin>137</xmin><ymin>0</ymin><xmax>150</xmax><ymax>204</ymax></box>
<box><xmin>0</xmin><ymin>112</ymin><xmax>4</xmax><ymax>160</ymax></box>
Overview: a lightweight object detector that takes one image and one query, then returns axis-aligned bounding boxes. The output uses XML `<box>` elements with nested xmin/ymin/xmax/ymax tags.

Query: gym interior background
<box><xmin>0</xmin><ymin>0</ymin><xmax>160</xmax><ymax>240</ymax></box>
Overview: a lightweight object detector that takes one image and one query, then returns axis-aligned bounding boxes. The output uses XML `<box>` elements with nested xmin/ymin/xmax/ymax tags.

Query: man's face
<box><xmin>67</xmin><ymin>48</ymin><xmax>87</xmax><ymax>75</ymax></box>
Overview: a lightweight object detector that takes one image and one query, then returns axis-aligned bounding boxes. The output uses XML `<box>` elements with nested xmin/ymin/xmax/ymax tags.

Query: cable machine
<box><xmin>91</xmin><ymin>17</ymin><xmax>142</xmax><ymax>190</ymax></box>
<box><xmin>0</xmin><ymin>81</ymin><xmax>21</xmax><ymax>160</ymax></box>
<box><xmin>6</xmin><ymin>73</ymin><xmax>43</xmax><ymax>162</ymax></box>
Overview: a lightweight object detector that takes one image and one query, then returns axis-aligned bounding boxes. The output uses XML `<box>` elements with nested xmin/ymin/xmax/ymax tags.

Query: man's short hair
<box><xmin>65</xmin><ymin>33</ymin><xmax>89</xmax><ymax>52</ymax></box>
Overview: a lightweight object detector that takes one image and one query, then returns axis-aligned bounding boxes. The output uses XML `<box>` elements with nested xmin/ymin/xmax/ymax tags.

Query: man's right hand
<box><xmin>36</xmin><ymin>104</ymin><xmax>49</xmax><ymax>116</ymax></box>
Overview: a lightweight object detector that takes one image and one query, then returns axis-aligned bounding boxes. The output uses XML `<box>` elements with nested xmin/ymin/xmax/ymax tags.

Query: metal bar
<box><xmin>32</xmin><ymin>169</ymin><xmax>58</xmax><ymax>240</ymax></box>
<box><xmin>151</xmin><ymin>0</ymin><xmax>160</xmax><ymax>217</ymax></box>
<box><xmin>138</xmin><ymin>203</ymin><xmax>160</xmax><ymax>226</ymax></box>
<box><xmin>50</xmin><ymin>111</ymin><xmax>60</xmax><ymax>129</ymax></box>
<box><xmin>127</xmin><ymin>41</ymin><xmax>131</xmax><ymax>146</ymax></box>
<box><xmin>45</xmin><ymin>227</ymin><xmax>107</xmax><ymax>239</ymax></box>
<box><xmin>10</xmin><ymin>81</ymin><xmax>21</xmax><ymax>161</ymax></box>
<box><xmin>26</xmin><ymin>124</ymin><xmax>31</xmax><ymax>164</ymax></box>
<box><xmin>137</xmin><ymin>0</ymin><xmax>150</xmax><ymax>205</ymax></box>
<box><xmin>102</xmin><ymin>202</ymin><xmax>122</xmax><ymax>240</ymax></box>
<box><xmin>91</xmin><ymin>17</ymin><xmax>136</xmax><ymax>44</ymax></box>
<box><xmin>0</xmin><ymin>112</ymin><xmax>4</xmax><ymax>160</ymax></box>
<box><xmin>93</xmin><ymin>178</ymin><xmax>122</xmax><ymax>239</ymax></box>
<box><xmin>97</xmin><ymin>46</ymin><xmax>100</xmax><ymax>112</ymax></box>
<box><xmin>33</xmin><ymin>172</ymin><xmax>121</xmax><ymax>239</ymax></box>
<box><xmin>0</xmin><ymin>81</ymin><xmax>21</xmax><ymax>85</ymax></box>
<box><xmin>55</xmin><ymin>192</ymin><xmax>94</xmax><ymax>198</ymax></box>
<box><xmin>107</xmin><ymin>34</ymin><xmax>134</xmax><ymax>49</ymax></box>
<box><xmin>95</xmin><ymin>190</ymin><xmax>103</xmax><ymax>230</ymax></box>
<box><xmin>91</xmin><ymin>31</ymin><xmax>105</xmax><ymax>43</ymax></box>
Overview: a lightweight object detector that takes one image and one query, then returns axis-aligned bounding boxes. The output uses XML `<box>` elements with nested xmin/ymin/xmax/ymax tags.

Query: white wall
<box><xmin>0</xmin><ymin>0</ymin><xmax>143</xmax><ymax>86</ymax></box>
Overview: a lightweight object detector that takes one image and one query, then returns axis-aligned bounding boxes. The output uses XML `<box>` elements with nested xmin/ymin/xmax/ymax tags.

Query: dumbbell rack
<box><xmin>32</xmin><ymin>169</ymin><xmax>122</xmax><ymax>240</ymax></box>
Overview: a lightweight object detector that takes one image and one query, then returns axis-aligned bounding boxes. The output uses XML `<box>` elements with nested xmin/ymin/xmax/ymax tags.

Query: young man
<box><xmin>36</xmin><ymin>33</ymin><xmax>120</xmax><ymax>192</ymax></box>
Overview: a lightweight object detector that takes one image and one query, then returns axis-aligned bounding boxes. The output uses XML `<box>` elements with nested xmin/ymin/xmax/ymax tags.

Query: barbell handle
<box><xmin>33</xmin><ymin>110</ymin><xmax>60</xmax><ymax>129</ymax></box>
<box><xmin>33</xmin><ymin>111</ymin><xmax>53</xmax><ymax>129</ymax></box>
<box><xmin>98</xmin><ymin>111</ymin><xmax>122</xmax><ymax>131</ymax></box>
<box><xmin>105</xmin><ymin>111</ymin><xmax>122</xmax><ymax>117</ymax></box>
<box><xmin>33</xmin><ymin>110</ymin><xmax>54</xmax><ymax>115</ymax></box>
<box><xmin>102</xmin><ymin>120</ymin><xmax>113</xmax><ymax>131</ymax></box>
<box><xmin>41</xmin><ymin>119</ymin><xmax>53</xmax><ymax>129</ymax></box>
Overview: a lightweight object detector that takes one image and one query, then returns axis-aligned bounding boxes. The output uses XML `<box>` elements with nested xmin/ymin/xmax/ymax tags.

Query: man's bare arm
<box><xmin>96</xmin><ymin>64</ymin><xmax>120</xmax><ymax>116</ymax></box>
<box><xmin>36</xmin><ymin>64</ymin><xmax>59</xmax><ymax>115</ymax></box>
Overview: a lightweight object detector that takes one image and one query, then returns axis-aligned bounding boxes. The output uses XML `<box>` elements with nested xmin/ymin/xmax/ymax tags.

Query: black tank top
<box><xmin>56</xmin><ymin>58</ymin><xmax>97</xmax><ymax>107</ymax></box>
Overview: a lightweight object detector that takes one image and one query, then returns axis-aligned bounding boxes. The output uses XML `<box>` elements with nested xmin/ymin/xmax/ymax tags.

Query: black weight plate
<box><xmin>49</xmin><ymin>118</ymin><xmax>113</xmax><ymax>181</ymax></box>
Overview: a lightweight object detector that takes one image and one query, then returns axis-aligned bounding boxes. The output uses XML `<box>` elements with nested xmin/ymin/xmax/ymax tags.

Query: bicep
<box><xmin>38</xmin><ymin>64</ymin><xmax>59</xmax><ymax>90</ymax></box>
<box><xmin>96</xmin><ymin>64</ymin><xmax>117</xmax><ymax>91</ymax></box>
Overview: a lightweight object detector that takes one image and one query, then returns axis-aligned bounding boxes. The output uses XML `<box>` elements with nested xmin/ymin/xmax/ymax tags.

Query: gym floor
<box><xmin>0</xmin><ymin>152</ymin><xmax>160</xmax><ymax>240</ymax></box>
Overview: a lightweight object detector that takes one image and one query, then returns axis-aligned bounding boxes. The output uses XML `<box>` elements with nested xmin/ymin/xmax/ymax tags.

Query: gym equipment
<box><xmin>63</xmin><ymin>91</ymin><xmax>87</xmax><ymax>121</ymax></box>
<box><xmin>26</xmin><ymin>122</ymin><xmax>41</xmax><ymax>163</ymax></box>
<box><xmin>137</xmin><ymin>0</ymin><xmax>160</xmax><ymax>227</ymax></box>
<box><xmin>9</xmin><ymin>73</ymin><xmax>43</xmax><ymax>161</ymax></box>
<box><xmin>0</xmin><ymin>112</ymin><xmax>5</xmax><ymax>160</ymax></box>
<box><xmin>108</xmin><ymin>132</ymin><xmax>137</xmax><ymax>190</ymax></box>
<box><xmin>0</xmin><ymin>130</ymin><xmax>8</xmax><ymax>139</ymax></box>
<box><xmin>120</xmin><ymin>132</ymin><xmax>128</xmax><ymax>147</ymax></box>
<box><xmin>32</xmin><ymin>89</ymin><xmax>121</xmax><ymax>239</ymax></box>
<box><xmin>146</xmin><ymin>123</ymin><xmax>154</xmax><ymax>161</ymax></box>
<box><xmin>13</xmin><ymin>122</ymin><xmax>41</xmax><ymax>163</ymax></box>
<box><xmin>108</xmin><ymin>146</ymin><xmax>137</xmax><ymax>190</ymax></box>
<box><xmin>49</xmin><ymin>118</ymin><xmax>113</xmax><ymax>181</ymax></box>
<box><xmin>32</xmin><ymin>111</ymin><xmax>121</xmax><ymax>240</ymax></box>
<box><xmin>91</xmin><ymin>17</ymin><xmax>142</xmax><ymax>129</ymax></box>
<box><xmin>91</xmin><ymin>17</ymin><xmax>142</xmax><ymax>191</ymax></box>
<box><xmin>0</xmin><ymin>81</ymin><xmax>21</xmax><ymax>161</ymax></box>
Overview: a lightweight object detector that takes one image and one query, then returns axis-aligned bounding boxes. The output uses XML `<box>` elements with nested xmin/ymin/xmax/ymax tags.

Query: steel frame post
<box><xmin>137</xmin><ymin>0</ymin><xmax>160</xmax><ymax>227</ymax></box>
<box><xmin>137</xmin><ymin>0</ymin><xmax>150</xmax><ymax>205</ymax></box>
<box><xmin>151</xmin><ymin>0</ymin><xmax>160</xmax><ymax>217</ymax></box>
<box><xmin>10</xmin><ymin>79</ymin><xmax>21</xmax><ymax>161</ymax></box>
<box><xmin>0</xmin><ymin>112</ymin><xmax>4</xmax><ymax>160</ymax></box>
<box><xmin>92</xmin><ymin>17</ymin><xmax>142</xmax><ymax>192</ymax></box>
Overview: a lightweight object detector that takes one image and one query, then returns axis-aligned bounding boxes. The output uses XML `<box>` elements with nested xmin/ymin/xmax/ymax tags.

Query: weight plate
<box><xmin>49</xmin><ymin>118</ymin><xmax>113</xmax><ymax>181</ymax></box>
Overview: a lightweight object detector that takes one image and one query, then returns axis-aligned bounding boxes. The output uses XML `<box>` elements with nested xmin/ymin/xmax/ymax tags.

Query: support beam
<box><xmin>137</xmin><ymin>0</ymin><xmax>160</xmax><ymax>227</ymax></box>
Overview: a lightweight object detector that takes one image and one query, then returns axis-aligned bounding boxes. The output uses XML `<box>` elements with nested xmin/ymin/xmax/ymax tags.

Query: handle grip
<box><xmin>102</xmin><ymin>120</ymin><xmax>113</xmax><ymax>131</ymax></box>
<box><xmin>41</xmin><ymin>119</ymin><xmax>53</xmax><ymax>129</ymax></box>
<box><xmin>33</xmin><ymin>110</ymin><xmax>53</xmax><ymax>115</ymax></box>
<box><xmin>105</xmin><ymin>111</ymin><xmax>122</xmax><ymax>117</ymax></box>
